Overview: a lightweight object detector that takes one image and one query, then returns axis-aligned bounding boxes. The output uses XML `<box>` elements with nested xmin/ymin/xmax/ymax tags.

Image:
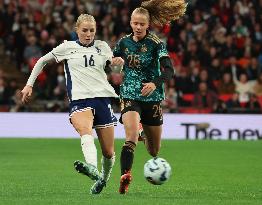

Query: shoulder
<box><xmin>62</xmin><ymin>40</ymin><xmax>79</xmax><ymax>46</ymax></box>
<box><xmin>94</xmin><ymin>40</ymin><xmax>110</xmax><ymax>50</ymax></box>
<box><xmin>94</xmin><ymin>40</ymin><xmax>112</xmax><ymax>52</ymax></box>
<box><xmin>94</xmin><ymin>40</ymin><xmax>113</xmax><ymax>56</ymax></box>
<box><xmin>117</xmin><ymin>34</ymin><xmax>132</xmax><ymax>44</ymax></box>
<box><xmin>54</xmin><ymin>41</ymin><xmax>78</xmax><ymax>50</ymax></box>
<box><xmin>146</xmin><ymin>32</ymin><xmax>163</xmax><ymax>45</ymax></box>
<box><xmin>94</xmin><ymin>40</ymin><xmax>107</xmax><ymax>46</ymax></box>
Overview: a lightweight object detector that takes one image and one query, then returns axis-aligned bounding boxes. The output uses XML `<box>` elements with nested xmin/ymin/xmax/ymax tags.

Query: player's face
<box><xmin>77</xmin><ymin>20</ymin><xmax>96</xmax><ymax>45</ymax></box>
<box><xmin>130</xmin><ymin>13</ymin><xmax>149</xmax><ymax>40</ymax></box>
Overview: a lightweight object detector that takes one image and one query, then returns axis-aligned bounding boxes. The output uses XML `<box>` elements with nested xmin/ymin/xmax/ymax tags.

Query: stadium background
<box><xmin>0</xmin><ymin>0</ymin><xmax>262</xmax><ymax>205</ymax></box>
<box><xmin>0</xmin><ymin>0</ymin><xmax>262</xmax><ymax>113</ymax></box>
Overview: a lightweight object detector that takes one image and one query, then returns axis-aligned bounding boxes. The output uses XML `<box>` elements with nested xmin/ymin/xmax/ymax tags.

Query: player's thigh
<box><xmin>143</xmin><ymin>124</ymin><xmax>162</xmax><ymax>155</ymax></box>
<box><xmin>96</xmin><ymin>126</ymin><xmax>115</xmax><ymax>158</ymax></box>
<box><xmin>122</xmin><ymin>111</ymin><xmax>141</xmax><ymax>142</ymax></box>
<box><xmin>140</xmin><ymin>101</ymin><xmax>163</xmax><ymax>126</ymax></box>
<box><xmin>71</xmin><ymin>109</ymin><xmax>94</xmax><ymax>136</ymax></box>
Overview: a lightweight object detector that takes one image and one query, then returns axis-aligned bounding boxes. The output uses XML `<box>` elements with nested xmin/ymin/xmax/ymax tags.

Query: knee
<box><xmin>125</xmin><ymin>127</ymin><xmax>140</xmax><ymax>141</ymax></box>
<box><xmin>73</xmin><ymin>122</ymin><xmax>92</xmax><ymax>135</ymax></box>
<box><xmin>102</xmin><ymin>149</ymin><xmax>115</xmax><ymax>159</ymax></box>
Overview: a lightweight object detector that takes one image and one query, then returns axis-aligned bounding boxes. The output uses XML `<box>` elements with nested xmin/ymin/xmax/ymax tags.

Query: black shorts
<box><xmin>119</xmin><ymin>99</ymin><xmax>163</xmax><ymax>126</ymax></box>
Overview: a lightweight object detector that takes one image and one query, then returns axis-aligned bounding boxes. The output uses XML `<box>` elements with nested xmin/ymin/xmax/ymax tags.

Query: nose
<box><xmin>83</xmin><ymin>29</ymin><xmax>91</xmax><ymax>36</ymax></box>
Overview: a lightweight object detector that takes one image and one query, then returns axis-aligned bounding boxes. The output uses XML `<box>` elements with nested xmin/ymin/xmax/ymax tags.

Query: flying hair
<box><xmin>135</xmin><ymin>0</ymin><xmax>187</xmax><ymax>26</ymax></box>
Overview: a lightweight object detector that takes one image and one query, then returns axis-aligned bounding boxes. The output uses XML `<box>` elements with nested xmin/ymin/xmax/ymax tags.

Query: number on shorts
<box><xmin>108</xmin><ymin>104</ymin><xmax>114</xmax><ymax>118</ymax></box>
<box><xmin>152</xmin><ymin>104</ymin><xmax>163</xmax><ymax>118</ymax></box>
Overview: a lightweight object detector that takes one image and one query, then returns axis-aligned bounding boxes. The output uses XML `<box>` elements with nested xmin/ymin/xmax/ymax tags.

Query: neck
<box><xmin>133</xmin><ymin>34</ymin><xmax>146</xmax><ymax>42</ymax></box>
<box><xmin>133</xmin><ymin>30</ymin><xmax>148</xmax><ymax>42</ymax></box>
<box><xmin>133</xmin><ymin>36</ymin><xmax>140</xmax><ymax>42</ymax></box>
<box><xmin>77</xmin><ymin>39</ymin><xmax>94</xmax><ymax>47</ymax></box>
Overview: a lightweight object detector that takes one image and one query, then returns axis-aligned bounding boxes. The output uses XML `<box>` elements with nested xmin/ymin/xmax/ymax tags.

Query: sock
<box><xmin>120</xmin><ymin>141</ymin><xmax>136</xmax><ymax>175</ymax></box>
<box><xmin>81</xmin><ymin>134</ymin><xmax>97</xmax><ymax>167</ymax></box>
<box><xmin>101</xmin><ymin>153</ymin><xmax>115</xmax><ymax>182</ymax></box>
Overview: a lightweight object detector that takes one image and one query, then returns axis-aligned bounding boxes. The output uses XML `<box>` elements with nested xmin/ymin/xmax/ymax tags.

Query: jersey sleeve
<box><xmin>102</xmin><ymin>41</ymin><xmax>113</xmax><ymax>62</ymax></box>
<box><xmin>96</xmin><ymin>40</ymin><xmax>113</xmax><ymax>62</ymax></box>
<box><xmin>113</xmin><ymin>39</ymin><xmax>122</xmax><ymax>57</ymax></box>
<box><xmin>51</xmin><ymin>42</ymin><xmax>67</xmax><ymax>63</ymax></box>
<box><xmin>156</xmin><ymin>41</ymin><xmax>169</xmax><ymax>60</ymax></box>
<box><xmin>26</xmin><ymin>52</ymin><xmax>55</xmax><ymax>87</ymax></box>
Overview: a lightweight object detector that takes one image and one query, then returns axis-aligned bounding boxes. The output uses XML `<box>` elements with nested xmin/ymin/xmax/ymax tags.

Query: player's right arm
<box><xmin>21</xmin><ymin>52</ymin><xmax>56</xmax><ymax>104</ymax></box>
<box><xmin>21</xmin><ymin>42</ymin><xmax>67</xmax><ymax>103</ymax></box>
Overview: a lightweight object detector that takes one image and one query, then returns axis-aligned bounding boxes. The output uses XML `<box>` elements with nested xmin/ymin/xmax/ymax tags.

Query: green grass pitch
<box><xmin>0</xmin><ymin>138</ymin><xmax>261</xmax><ymax>205</ymax></box>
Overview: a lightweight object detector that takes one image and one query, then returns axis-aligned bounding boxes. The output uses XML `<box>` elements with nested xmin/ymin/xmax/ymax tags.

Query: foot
<box><xmin>119</xmin><ymin>172</ymin><xmax>132</xmax><ymax>194</ymax></box>
<box><xmin>74</xmin><ymin>160</ymin><xmax>101</xmax><ymax>181</ymax></box>
<box><xmin>90</xmin><ymin>179</ymin><xmax>106</xmax><ymax>194</ymax></box>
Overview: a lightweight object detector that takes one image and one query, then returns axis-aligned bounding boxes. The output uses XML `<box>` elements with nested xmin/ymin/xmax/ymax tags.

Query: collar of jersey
<box><xmin>76</xmin><ymin>40</ymin><xmax>94</xmax><ymax>48</ymax></box>
<box><xmin>130</xmin><ymin>30</ymin><xmax>149</xmax><ymax>42</ymax></box>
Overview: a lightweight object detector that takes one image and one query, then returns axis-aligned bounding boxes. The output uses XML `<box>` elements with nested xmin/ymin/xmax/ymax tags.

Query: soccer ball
<box><xmin>144</xmin><ymin>157</ymin><xmax>172</xmax><ymax>185</ymax></box>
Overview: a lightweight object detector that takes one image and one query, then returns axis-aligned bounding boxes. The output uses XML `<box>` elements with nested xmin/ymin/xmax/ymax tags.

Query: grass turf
<box><xmin>0</xmin><ymin>139</ymin><xmax>261</xmax><ymax>205</ymax></box>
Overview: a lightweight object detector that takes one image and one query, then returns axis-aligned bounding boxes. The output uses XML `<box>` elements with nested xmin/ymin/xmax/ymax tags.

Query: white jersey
<box><xmin>27</xmin><ymin>40</ymin><xmax>118</xmax><ymax>101</ymax></box>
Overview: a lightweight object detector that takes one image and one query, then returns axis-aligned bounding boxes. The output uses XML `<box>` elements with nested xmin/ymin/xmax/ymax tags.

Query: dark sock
<box><xmin>120</xmin><ymin>141</ymin><xmax>136</xmax><ymax>175</ymax></box>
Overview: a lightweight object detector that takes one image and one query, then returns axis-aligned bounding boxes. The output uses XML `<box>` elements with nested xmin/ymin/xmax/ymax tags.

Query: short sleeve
<box><xmin>51</xmin><ymin>42</ymin><xmax>66</xmax><ymax>63</ymax></box>
<box><xmin>96</xmin><ymin>41</ymin><xmax>113</xmax><ymax>62</ymax></box>
<box><xmin>102</xmin><ymin>41</ymin><xmax>113</xmax><ymax>62</ymax></box>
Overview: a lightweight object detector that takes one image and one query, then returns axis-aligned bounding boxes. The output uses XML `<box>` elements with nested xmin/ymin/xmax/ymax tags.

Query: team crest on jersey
<box><xmin>125</xmin><ymin>48</ymin><xmax>129</xmax><ymax>53</ymax></box>
<box><xmin>95</xmin><ymin>47</ymin><xmax>101</xmax><ymax>54</ymax></box>
<box><xmin>140</xmin><ymin>44</ymin><xmax>147</xmax><ymax>52</ymax></box>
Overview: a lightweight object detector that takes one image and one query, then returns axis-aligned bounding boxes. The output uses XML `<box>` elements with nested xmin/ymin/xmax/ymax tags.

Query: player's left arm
<box><xmin>141</xmin><ymin>56</ymin><xmax>174</xmax><ymax>96</ymax></box>
<box><xmin>152</xmin><ymin>40</ymin><xmax>175</xmax><ymax>87</ymax></box>
<box><xmin>152</xmin><ymin>56</ymin><xmax>175</xmax><ymax>87</ymax></box>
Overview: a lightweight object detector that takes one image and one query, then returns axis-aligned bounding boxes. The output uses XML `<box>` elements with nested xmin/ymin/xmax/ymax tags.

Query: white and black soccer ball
<box><xmin>144</xmin><ymin>157</ymin><xmax>172</xmax><ymax>185</ymax></box>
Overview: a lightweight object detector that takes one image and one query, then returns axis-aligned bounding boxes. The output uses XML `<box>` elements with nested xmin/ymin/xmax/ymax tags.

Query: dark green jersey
<box><xmin>113</xmin><ymin>32</ymin><xmax>169</xmax><ymax>102</ymax></box>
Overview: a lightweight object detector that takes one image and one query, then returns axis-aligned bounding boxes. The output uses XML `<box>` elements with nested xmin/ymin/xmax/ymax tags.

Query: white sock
<box><xmin>81</xmin><ymin>134</ymin><xmax>97</xmax><ymax>168</ymax></box>
<box><xmin>101</xmin><ymin>153</ymin><xmax>115</xmax><ymax>182</ymax></box>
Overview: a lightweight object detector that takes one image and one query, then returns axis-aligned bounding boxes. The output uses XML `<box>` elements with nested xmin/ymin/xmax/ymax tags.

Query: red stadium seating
<box><xmin>182</xmin><ymin>94</ymin><xmax>194</xmax><ymax>102</ymax></box>
<box><xmin>179</xmin><ymin>107</ymin><xmax>212</xmax><ymax>113</ymax></box>
<box><xmin>258</xmin><ymin>96</ymin><xmax>262</xmax><ymax>107</ymax></box>
<box><xmin>219</xmin><ymin>94</ymin><xmax>232</xmax><ymax>102</ymax></box>
<box><xmin>0</xmin><ymin>105</ymin><xmax>9</xmax><ymax>112</ymax></box>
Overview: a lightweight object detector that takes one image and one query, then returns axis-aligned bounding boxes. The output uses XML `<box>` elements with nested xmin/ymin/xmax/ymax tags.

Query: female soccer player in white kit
<box><xmin>21</xmin><ymin>14</ymin><xmax>124</xmax><ymax>194</ymax></box>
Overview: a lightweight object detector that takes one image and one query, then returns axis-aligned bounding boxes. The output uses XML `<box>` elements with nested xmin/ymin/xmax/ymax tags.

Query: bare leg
<box><xmin>142</xmin><ymin>124</ymin><xmax>162</xmax><ymax>157</ymax></box>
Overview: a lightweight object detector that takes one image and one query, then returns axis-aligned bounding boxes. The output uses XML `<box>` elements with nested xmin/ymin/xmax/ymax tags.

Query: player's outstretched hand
<box><xmin>141</xmin><ymin>82</ymin><xmax>156</xmax><ymax>96</ymax></box>
<box><xmin>21</xmin><ymin>85</ymin><xmax>33</xmax><ymax>104</ymax></box>
<box><xmin>111</xmin><ymin>57</ymin><xmax>124</xmax><ymax>66</ymax></box>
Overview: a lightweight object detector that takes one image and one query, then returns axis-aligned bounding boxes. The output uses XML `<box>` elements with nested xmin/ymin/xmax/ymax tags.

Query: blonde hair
<box><xmin>133</xmin><ymin>0</ymin><xmax>187</xmax><ymax>26</ymax></box>
<box><xmin>75</xmin><ymin>14</ymin><xmax>96</xmax><ymax>30</ymax></box>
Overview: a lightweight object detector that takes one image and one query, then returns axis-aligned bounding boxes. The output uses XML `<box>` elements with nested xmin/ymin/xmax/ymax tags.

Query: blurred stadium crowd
<box><xmin>0</xmin><ymin>0</ymin><xmax>262</xmax><ymax>113</ymax></box>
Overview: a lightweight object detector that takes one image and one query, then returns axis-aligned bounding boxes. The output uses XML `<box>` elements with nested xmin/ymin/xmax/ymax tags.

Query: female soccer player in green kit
<box><xmin>113</xmin><ymin>0</ymin><xmax>187</xmax><ymax>194</ymax></box>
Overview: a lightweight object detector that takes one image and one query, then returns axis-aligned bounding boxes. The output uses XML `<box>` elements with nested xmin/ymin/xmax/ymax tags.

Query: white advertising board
<box><xmin>0</xmin><ymin>113</ymin><xmax>261</xmax><ymax>140</ymax></box>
